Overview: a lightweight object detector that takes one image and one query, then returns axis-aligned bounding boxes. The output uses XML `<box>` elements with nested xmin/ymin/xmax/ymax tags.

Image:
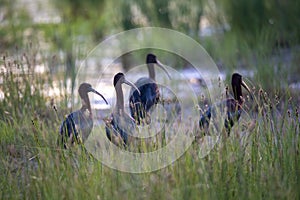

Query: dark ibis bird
<box><xmin>199</xmin><ymin>73</ymin><xmax>251</xmax><ymax>136</ymax></box>
<box><xmin>129</xmin><ymin>53</ymin><xmax>170</xmax><ymax>125</ymax></box>
<box><xmin>58</xmin><ymin>83</ymin><xmax>108</xmax><ymax>148</ymax></box>
<box><xmin>105</xmin><ymin>72</ymin><xmax>141</xmax><ymax>146</ymax></box>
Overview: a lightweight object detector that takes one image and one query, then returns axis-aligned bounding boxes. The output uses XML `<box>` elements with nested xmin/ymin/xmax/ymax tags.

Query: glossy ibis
<box><xmin>58</xmin><ymin>83</ymin><xmax>108</xmax><ymax>148</ymax></box>
<box><xmin>129</xmin><ymin>53</ymin><xmax>170</xmax><ymax>125</ymax></box>
<box><xmin>105</xmin><ymin>73</ymin><xmax>141</xmax><ymax>146</ymax></box>
<box><xmin>199</xmin><ymin>73</ymin><xmax>251</xmax><ymax>136</ymax></box>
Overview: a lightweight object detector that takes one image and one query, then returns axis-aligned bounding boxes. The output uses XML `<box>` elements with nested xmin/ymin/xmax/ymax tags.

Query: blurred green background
<box><xmin>0</xmin><ymin>0</ymin><xmax>300</xmax><ymax>95</ymax></box>
<box><xmin>1</xmin><ymin>0</ymin><xmax>299</xmax><ymax>48</ymax></box>
<box><xmin>1</xmin><ymin>0</ymin><xmax>299</xmax><ymax>55</ymax></box>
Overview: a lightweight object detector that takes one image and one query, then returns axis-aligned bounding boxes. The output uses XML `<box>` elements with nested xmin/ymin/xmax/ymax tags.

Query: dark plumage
<box><xmin>129</xmin><ymin>53</ymin><xmax>170</xmax><ymax>125</ymax></box>
<box><xmin>105</xmin><ymin>73</ymin><xmax>141</xmax><ymax>146</ymax></box>
<box><xmin>199</xmin><ymin>73</ymin><xmax>251</xmax><ymax>135</ymax></box>
<box><xmin>58</xmin><ymin>83</ymin><xmax>108</xmax><ymax>148</ymax></box>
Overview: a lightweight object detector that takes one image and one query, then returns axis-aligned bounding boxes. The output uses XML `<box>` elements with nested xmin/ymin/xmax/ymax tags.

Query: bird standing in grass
<box><xmin>105</xmin><ymin>72</ymin><xmax>141</xmax><ymax>146</ymax></box>
<box><xmin>129</xmin><ymin>53</ymin><xmax>170</xmax><ymax>125</ymax></box>
<box><xmin>58</xmin><ymin>83</ymin><xmax>108</xmax><ymax>148</ymax></box>
<box><xmin>199</xmin><ymin>73</ymin><xmax>251</xmax><ymax>136</ymax></box>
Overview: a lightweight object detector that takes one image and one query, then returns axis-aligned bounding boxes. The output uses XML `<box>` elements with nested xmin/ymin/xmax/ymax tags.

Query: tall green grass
<box><xmin>0</xmin><ymin>46</ymin><xmax>299</xmax><ymax>199</ymax></box>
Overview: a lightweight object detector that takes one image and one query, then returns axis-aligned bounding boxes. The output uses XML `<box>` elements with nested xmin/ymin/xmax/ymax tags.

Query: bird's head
<box><xmin>146</xmin><ymin>53</ymin><xmax>171</xmax><ymax>80</ymax></box>
<box><xmin>113</xmin><ymin>72</ymin><xmax>141</xmax><ymax>95</ymax></box>
<box><xmin>78</xmin><ymin>83</ymin><xmax>93</xmax><ymax>98</ymax></box>
<box><xmin>231</xmin><ymin>73</ymin><xmax>242</xmax><ymax>88</ymax></box>
<box><xmin>146</xmin><ymin>53</ymin><xmax>157</xmax><ymax>64</ymax></box>
<box><xmin>231</xmin><ymin>73</ymin><xmax>251</xmax><ymax>101</ymax></box>
<box><xmin>78</xmin><ymin>83</ymin><xmax>108</xmax><ymax>104</ymax></box>
<box><xmin>113</xmin><ymin>73</ymin><xmax>125</xmax><ymax>87</ymax></box>
<box><xmin>232</xmin><ymin>73</ymin><xmax>250</xmax><ymax>93</ymax></box>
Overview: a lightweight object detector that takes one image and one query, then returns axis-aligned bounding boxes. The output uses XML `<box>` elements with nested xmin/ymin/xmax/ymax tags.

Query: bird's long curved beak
<box><xmin>156</xmin><ymin>59</ymin><xmax>172</xmax><ymax>80</ymax></box>
<box><xmin>88</xmin><ymin>87</ymin><xmax>109</xmax><ymax>105</ymax></box>
<box><xmin>241</xmin><ymin>81</ymin><xmax>251</xmax><ymax>94</ymax></box>
<box><xmin>123</xmin><ymin>79</ymin><xmax>141</xmax><ymax>96</ymax></box>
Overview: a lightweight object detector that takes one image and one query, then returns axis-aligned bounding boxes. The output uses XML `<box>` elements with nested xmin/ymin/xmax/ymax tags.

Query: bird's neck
<box><xmin>148</xmin><ymin>63</ymin><xmax>155</xmax><ymax>80</ymax></box>
<box><xmin>81</xmin><ymin>95</ymin><xmax>92</xmax><ymax>117</ymax></box>
<box><xmin>115</xmin><ymin>83</ymin><xmax>124</xmax><ymax>114</ymax></box>
<box><xmin>232</xmin><ymin>84</ymin><xmax>243</xmax><ymax>104</ymax></box>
